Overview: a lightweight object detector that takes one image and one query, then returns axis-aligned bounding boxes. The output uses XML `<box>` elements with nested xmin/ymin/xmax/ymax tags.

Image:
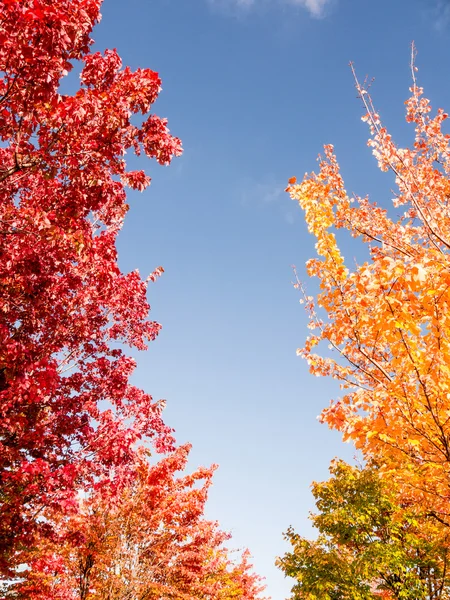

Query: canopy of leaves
<box><xmin>277</xmin><ymin>461</ymin><xmax>450</xmax><ymax>600</ymax></box>
<box><xmin>0</xmin><ymin>0</ymin><xmax>181</xmax><ymax>573</ymax></box>
<box><xmin>286</xmin><ymin>48</ymin><xmax>450</xmax><ymax>520</ymax></box>
<box><xmin>11</xmin><ymin>445</ymin><xmax>267</xmax><ymax>600</ymax></box>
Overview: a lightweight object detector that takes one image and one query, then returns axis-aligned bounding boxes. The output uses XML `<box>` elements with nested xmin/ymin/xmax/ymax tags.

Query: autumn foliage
<box><xmin>287</xmin><ymin>49</ymin><xmax>450</xmax><ymax>519</ymax></box>
<box><xmin>11</xmin><ymin>445</ymin><xmax>266</xmax><ymax>600</ymax></box>
<box><xmin>280</xmin><ymin>46</ymin><xmax>450</xmax><ymax>598</ymax></box>
<box><xmin>278</xmin><ymin>461</ymin><xmax>450</xmax><ymax>599</ymax></box>
<box><xmin>0</xmin><ymin>0</ymin><xmax>184</xmax><ymax>569</ymax></box>
<box><xmin>0</xmin><ymin>0</ymin><xmax>265</xmax><ymax>596</ymax></box>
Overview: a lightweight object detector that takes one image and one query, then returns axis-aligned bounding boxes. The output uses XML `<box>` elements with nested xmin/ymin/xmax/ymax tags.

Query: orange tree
<box><xmin>287</xmin><ymin>46</ymin><xmax>450</xmax><ymax>521</ymax></box>
<box><xmin>10</xmin><ymin>445</ymin><xmax>267</xmax><ymax>600</ymax></box>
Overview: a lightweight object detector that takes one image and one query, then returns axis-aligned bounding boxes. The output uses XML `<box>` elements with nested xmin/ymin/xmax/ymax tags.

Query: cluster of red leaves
<box><xmin>0</xmin><ymin>0</ymin><xmax>183</xmax><ymax>573</ymax></box>
<box><xmin>12</xmin><ymin>446</ymin><xmax>267</xmax><ymax>600</ymax></box>
<box><xmin>0</xmin><ymin>3</ymin><xmax>267</xmax><ymax>598</ymax></box>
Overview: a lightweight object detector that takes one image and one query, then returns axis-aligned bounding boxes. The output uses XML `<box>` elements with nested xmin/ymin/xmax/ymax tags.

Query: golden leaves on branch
<box><xmin>289</xmin><ymin>54</ymin><xmax>450</xmax><ymax>516</ymax></box>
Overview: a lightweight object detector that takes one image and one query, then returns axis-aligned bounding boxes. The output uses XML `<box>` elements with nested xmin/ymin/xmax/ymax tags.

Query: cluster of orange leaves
<box><xmin>287</xmin><ymin>49</ymin><xmax>450</xmax><ymax>521</ymax></box>
<box><xmin>14</xmin><ymin>446</ymin><xmax>267</xmax><ymax>600</ymax></box>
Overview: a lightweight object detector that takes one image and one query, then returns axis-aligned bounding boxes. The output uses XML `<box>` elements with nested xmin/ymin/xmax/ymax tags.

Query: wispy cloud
<box><xmin>207</xmin><ymin>0</ymin><xmax>333</xmax><ymax>18</ymax></box>
<box><xmin>424</xmin><ymin>0</ymin><xmax>450</xmax><ymax>30</ymax></box>
<box><xmin>287</xmin><ymin>0</ymin><xmax>332</xmax><ymax>18</ymax></box>
<box><xmin>239</xmin><ymin>176</ymin><xmax>296</xmax><ymax>224</ymax></box>
<box><xmin>240</xmin><ymin>178</ymin><xmax>284</xmax><ymax>207</ymax></box>
<box><xmin>434</xmin><ymin>0</ymin><xmax>450</xmax><ymax>28</ymax></box>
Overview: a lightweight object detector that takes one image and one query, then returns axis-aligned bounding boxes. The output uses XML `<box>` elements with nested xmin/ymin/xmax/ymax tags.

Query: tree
<box><xmin>277</xmin><ymin>461</ymin><xmax>450</xmax><ymax>599</ymax></box>
<box><xmin>0</xmin><ymin>0</ymin><xmax>182</xmax><ymax>573</ymax></box>
<box><xmin>11</xmin><ymin>445</ymin><xmax>267</xmax><ymax>600</ymax></box>
<box><xmin>286</xmin><ymin>46</ymin><xmax>450</xmax><ymax>519</ymax></box>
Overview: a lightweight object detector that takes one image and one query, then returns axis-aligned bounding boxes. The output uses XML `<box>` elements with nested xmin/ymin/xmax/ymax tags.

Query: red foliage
<box><xmin>12</xmin><ymin>446</ymin><xmax>267</xmax><ymax>600</ymax></box>
<box><xmin>0</xmin><ymin>0</ymin><xmax>181</xmax><ymax>574</ymax></box>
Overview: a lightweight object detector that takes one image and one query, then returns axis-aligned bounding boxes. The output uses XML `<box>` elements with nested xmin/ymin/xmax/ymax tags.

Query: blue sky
<box><xmin>89</xmin><ymin>1</ymin><xmax>450</xmax><ymax>597</ymax></box>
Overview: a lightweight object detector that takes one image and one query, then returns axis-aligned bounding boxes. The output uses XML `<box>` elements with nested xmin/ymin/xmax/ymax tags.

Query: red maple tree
<box><xmin>0</xmin><ymin>0</ymin><xmax>181</xmax><ymax>574</ymax></box>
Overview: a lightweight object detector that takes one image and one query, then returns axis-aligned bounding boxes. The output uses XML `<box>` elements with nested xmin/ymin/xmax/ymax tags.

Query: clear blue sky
<box><xmin>89</xmin><ymin>1</ymin><xmax>450</xmax><ymax>597</ymax></box>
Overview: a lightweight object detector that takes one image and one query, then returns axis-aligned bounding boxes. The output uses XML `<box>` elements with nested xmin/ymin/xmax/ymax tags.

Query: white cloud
<box><xmin>207</xmin><ymin>0</ymin><xmax>333</xmax><ymax>18</ymax></box>
<box><xmin>287</xmin><ymin>0</ymin><xmax>331</xmax><ymax>17</ymax></box>
<box><xmin>240</xmin><ymin>178</ymin><xmax>284</xmax><ymax>207</ymax></box>
<box><xmin>206</xmin><ymin>0</ymin><xmax>255</xmax><ymax>13</ymax></box>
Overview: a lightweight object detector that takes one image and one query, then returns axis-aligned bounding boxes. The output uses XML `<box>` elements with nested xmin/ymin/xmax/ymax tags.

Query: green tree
<box><xmin>277</xmin><ymin>461</ymin><xmax>450</xmax><ymax>599</ymax></box>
